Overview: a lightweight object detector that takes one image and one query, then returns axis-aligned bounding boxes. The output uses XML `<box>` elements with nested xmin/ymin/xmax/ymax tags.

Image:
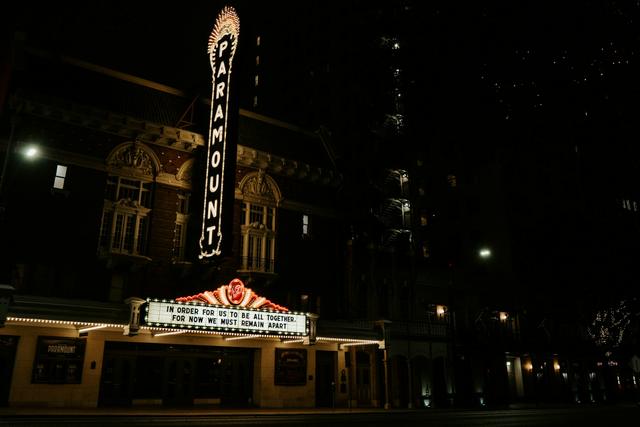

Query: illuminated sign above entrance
<box><xmin>146</xmin><ymin>301</ymin><xmax>308</xmax><ymax>336</ymax></box>
<box><xmin>145</xmin><ymin>279</ymin><xmax>308</xmax><ymax>336</ymax></box>
<box><xmin>199</xmin><ymin>6</ymin><xmax>240</xmax><ymax>258</ymax></box>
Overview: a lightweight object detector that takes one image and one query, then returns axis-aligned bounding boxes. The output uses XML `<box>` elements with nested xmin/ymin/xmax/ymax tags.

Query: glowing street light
<box><xmin>23</xmin><ymin>145</ymin><xmax>39</xmax><ymax>159</ymax></box>
<box><xmin>479</xmin><ymin>248</ymin><xmax>492</xmax><ymax>259</ymax></box>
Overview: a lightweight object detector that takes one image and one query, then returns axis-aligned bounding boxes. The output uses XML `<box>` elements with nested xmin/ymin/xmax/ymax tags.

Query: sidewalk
<box><xmin>0</xmin><ymin>402</ymin><xmax>637</xmax><ymax>417</ymax></box>
<box><xmin>0</xmin><ymin>406</ymin><xmax>396</xmax><ymax>417</ymax></box>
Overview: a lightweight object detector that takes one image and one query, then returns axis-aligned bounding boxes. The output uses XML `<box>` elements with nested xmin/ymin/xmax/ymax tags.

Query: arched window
<box><xmin>237</xmin><ymin>170</ymin><xmax>281</xmax><ymax>273</ymax></box>
<box><xmin>98</xmin><ymin>142</ymin><xmax>160</xmax><ymax>257</ymax></box>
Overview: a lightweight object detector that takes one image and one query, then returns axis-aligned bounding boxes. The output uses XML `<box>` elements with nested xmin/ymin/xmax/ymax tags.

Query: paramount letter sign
<box><xmin>200</xmin><ymin>6</ymin><xmax>240</xmax><ymax>258</ymax></box>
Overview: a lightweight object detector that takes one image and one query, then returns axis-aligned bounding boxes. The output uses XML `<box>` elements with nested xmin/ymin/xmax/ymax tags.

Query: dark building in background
<box><xmin>282</xmin><ymin>0</ymin><xmax>640</xmax><ymax>408</ymax></box>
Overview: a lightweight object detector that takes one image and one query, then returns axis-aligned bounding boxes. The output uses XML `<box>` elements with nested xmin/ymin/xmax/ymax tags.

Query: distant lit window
<box><xmin>420</xmin><ymin>214</ymin><xmax>428</xmax><ymax>227</ymax></box>
<box><xmin>422</xmin><ymin>243</ymin><xmax>430</xmax><ymax>258</ymax></box>
<box><xmin>253</xmin><ymin>96</ymin><xmax>258</xmax><ymax>108</ymax></box>
<box><xmin>254</xmin><ymin>74</ymin><xmax>259</xmax><ymax>87</ymax></box>
<box><xmin>447</xmin><ymin>174</ymin><xmax>457</xmax><ymax>188</ymax></box>
<box><xmin>401</xmin><ymin>201</ymin><xmax>411</xmax><ymax>227</ymax></box>
<box><xmin>53</xmin><ymin>165</ymin><xmax>68</xmax><ymax>189</ymax></box>
<box><xmin>256</xmin><ymin>35</ymin><xmax>261</xmax><ymax>46</ymax></box>
<box><xmin>256</xmin><ymin>55</ymin><xmax>260</xmax><ymax>66</ymax></box>
<box><xmin>302</xmin><ymin>214</ymin><xmax>310</xmax><ymax>237</ymax></box>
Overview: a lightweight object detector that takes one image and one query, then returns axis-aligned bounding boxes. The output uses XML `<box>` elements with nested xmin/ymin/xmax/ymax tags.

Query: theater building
<box><xmin>0</xmin><ymin>56</ymin><xmax>386</xmax><ymax>407</ymax></box>
<box><xmin>0</xmin><ymin>14</ymin><xmax>390</xmax><ymax>407</ymax></box>
<box><xmin>0</xmin><ymin>6</ymin><xmax>464</xmax><ymax>409</ymax></box>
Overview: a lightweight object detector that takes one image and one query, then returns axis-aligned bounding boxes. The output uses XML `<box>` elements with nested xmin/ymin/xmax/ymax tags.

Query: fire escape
<box><xmin>375</xmin><ymin>169</ymin><xmax>412</xmax><ymax>246</ymax></box>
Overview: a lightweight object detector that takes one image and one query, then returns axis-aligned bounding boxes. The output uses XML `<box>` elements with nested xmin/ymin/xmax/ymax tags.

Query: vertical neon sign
<box><xmin>199</xmin><ymin>6</ymin><xmax>240</xmax><ymax>258</ymax></box>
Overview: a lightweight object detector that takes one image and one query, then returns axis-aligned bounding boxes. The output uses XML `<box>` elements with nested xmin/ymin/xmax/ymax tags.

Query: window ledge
<box><xmin>98</xmin><ymin>251</ymin><xmax>153</xmax><ymax>264</ymax></box>
<box><xmin>237</xmin><ymin>268</ymin><xmax>278</xmax><ymax>277</ymax></box>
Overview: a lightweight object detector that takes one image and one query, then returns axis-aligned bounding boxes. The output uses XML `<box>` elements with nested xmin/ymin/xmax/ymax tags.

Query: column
<box><xmin>383</xmin><ymin>349</ymin><xmax>391</xmax><ymax>409</ymax></box>
<box><xmin>407</xmin><ymin>358</ymin><xmax>413</xmax><ymax>408</ymax></box>
<box><xmin>123</xmin><ymin>297</ymin><xmax>145</xmax><ymax>336</ymax></box>
<box><xmin>349</xmin><ymin>348</ymin><xmax>357</xmax><ymax>408</ymax></box>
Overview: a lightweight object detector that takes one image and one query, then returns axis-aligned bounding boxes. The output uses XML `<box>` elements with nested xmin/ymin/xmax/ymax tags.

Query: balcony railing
<box><xmin>239</xmin><ymin>256</ymin><xmax>275</xmax><ymax>273</ymax></box>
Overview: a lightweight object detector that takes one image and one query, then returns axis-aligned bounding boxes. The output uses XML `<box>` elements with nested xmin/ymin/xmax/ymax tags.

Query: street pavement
<box><xmin>0</xmin><ymin>404</ymin><xmax>638</xmax><ymax>426</ymax></box>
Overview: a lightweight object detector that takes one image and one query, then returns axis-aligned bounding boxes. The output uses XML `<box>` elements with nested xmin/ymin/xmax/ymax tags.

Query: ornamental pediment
<box><xmin>238</xmin><ymin>170</ymin><xmax>282</xmax><ymax>204</ymax></box>
<box><xmin>106</xmin><ymin>142</ymin><xmax>161</xmax><ymax>177</ymax></box>
<box><xmin>176</xmin><ymin>278</ymin><xmax>288</xmax><ymax>312</ymax></box>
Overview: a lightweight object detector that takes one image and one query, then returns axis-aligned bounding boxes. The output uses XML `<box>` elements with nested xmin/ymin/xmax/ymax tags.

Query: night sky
<box><xmin>5</xmin><ymin>0</ymin><xmax>640</xmax><ymax>303</ymax></box>
<box><xmin>8</xmin><ymin>1</ymin><xmax>640</xmax><ymax>128</ymax></box>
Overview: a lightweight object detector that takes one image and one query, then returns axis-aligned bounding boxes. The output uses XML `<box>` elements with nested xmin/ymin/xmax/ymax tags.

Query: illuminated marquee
<box><xmin>145</xmin><ymin>279</ymin><xmax>308</xmax><ymax>336</ymax></box>
<box><xmin>199</xmin><ymin>6</ymin><xmax>240</xmax><ymax>258</ymax></box>
<box><xmin>146</xmin><ymin>302</ymin><xmax>308</xmax><ymax>336</ymax></box>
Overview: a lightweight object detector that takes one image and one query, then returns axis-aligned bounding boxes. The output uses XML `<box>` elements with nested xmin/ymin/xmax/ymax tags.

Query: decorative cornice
<box><xmin>14</xmin><ymin>94</ymin><xmax>343</xmax><ymax>187</ymax></box>
<box><xmin>104</xmin><ymin>199</ymin><xmax>152</xmax><ymax>214</ymax></box>
<box><xmin>237</xmin><ymin>145</ymin><xmax>341</xmax><ymax>187</ymax></box>
<box><xmin>16</xmin><ymin>95</ymin><xmax>205</xmax><ymax>153</ymax></box>
<box><xmin>156</xmin><ymin>172</ymin><xmax>192</xmax><ymax>190</ymax></box>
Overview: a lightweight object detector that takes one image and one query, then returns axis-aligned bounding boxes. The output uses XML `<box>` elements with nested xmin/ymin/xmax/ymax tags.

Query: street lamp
<box><xmin>22</xmin><ymin>145</ymin><xmax>39</xmax><ymax>159</ymax></box>
<box><xmin>0</xmin><ymin>123</ymin><xmax>46</xmax><ymax>325</ymax></box>
<box><xmin>1</xmin><ymin>142</ymin><xmax>40</xmax><ymax>206</ymax></box>
<box><xmin>0</xmin><ymin>113</ymin><xmax>30</xmax><ymax>326</ymax></box>
<box><xmin>479</xmin><ymin>247</ymin><xmax>492</xmax><ymax>259</ymax></box>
